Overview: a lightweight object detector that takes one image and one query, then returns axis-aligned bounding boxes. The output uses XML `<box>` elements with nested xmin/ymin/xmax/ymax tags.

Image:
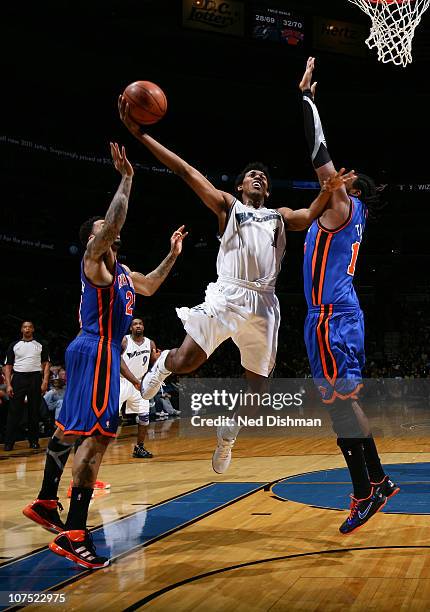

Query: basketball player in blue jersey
<box><xmin>119</xmin><ymin>95</ymin><xmax>355</xmax><ymax>475</ymax></box>
<box><xmin>299</xmin><ymin>57</ymin><xmax>399</xmax><ymax>534</ymax></box>
<box><xmin>23</xmin><ymin>143</ymin><xmax>187</xmax><ymax>568</ymax></box>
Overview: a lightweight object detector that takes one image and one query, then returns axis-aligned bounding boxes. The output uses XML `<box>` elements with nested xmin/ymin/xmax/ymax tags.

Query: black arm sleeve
<box><xmin>4</xmin><ymin>342</ymin><xmax>16</xmax><ymax>366</ymax></box>
<box><xmin>41</xmin><ymin>343</ymin><xmax>50</xmax><ymax>363</ymax></box>
<box><xmin>302</xmin><ymin>90</ymin><xmax>332</xmax><ymax>170</ymax></box>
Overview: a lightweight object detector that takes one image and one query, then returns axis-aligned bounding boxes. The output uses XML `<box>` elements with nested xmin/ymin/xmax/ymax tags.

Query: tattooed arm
<box><xmin>125</xmin><ymin>226</ymin><xmax>188</xmax><ymax>296</ymax></box>
<box><xmin>86</xmin><ymin>143</ymin><xmax>133</xmax><ymax>261</ymax></box>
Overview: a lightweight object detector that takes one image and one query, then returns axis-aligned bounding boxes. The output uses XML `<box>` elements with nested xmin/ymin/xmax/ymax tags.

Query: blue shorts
<box><xmin>304</xmin><ymin>305</ymin><xmax>365</xmax><ymax>404</ymax></box>
<box><xmin>56</xmin><ymin>333</ymin><xmax>120</xmax><ymax>437</ymax></box>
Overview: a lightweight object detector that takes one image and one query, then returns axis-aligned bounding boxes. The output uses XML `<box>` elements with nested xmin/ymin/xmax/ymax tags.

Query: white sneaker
<box><xmin>140</xmin><ymin>350</ymin><xmax>171</xmax><ymax>399</ymax></box>
<box><xmin>212</xmin><ymin>426</ymin><xmax>235</xmax><ymax>474</ymax></box>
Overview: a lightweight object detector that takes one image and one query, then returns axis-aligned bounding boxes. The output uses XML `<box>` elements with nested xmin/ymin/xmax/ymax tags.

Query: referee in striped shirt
<box><xmin>3</xmin><ymin>321</ymin><xmax>50</xmax><ymax>450</ymax></box>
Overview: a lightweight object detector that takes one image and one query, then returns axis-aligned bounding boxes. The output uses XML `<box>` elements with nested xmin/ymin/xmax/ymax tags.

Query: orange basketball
<box><xmin>122</xmin><ymin>81</ymin><xmax>167</xmax><ymax>125</ymax></box>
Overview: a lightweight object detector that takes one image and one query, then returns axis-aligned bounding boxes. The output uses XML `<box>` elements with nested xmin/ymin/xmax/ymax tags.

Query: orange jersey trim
<box><xmin>324</xmin><ymin>304</ymin><xmax>338</xmax><ymax>382</ymax></box>
<box><xmin>317</xmin><ymin>198</ymin><xmax>355</xmax><ymax>234</ymax></box>
<box><xmin>92</xmin><ymin>287</ymin><xmax>114</xmax><ymax>418</ymax></box>
<box><xmin>317</xmin><ymin>234</ymin><xmax>333</xmax><ymax>305</ymax></box>
<box><xmin>316</xmin><ymin>307</ymin><xmax>332</xmax><ymax>384</ymax></box>
<box><xmin>322</xmin><ymin>383</ymin><xmax>364</xmax><ymax>404</ymax></box>
<box><xmin>311</xmin><ymin>229</ymin><xmax>322</xmax><ymax>305</ymax></box>
<box><xmin>316</xmin><ymin>305</ymin><xmax>337</xmax><ymax>386</ymax></box>
<box><xmin>55</xmin><ymin>420</ymin><xmax>117</xmax><ymax>438</ymax></box>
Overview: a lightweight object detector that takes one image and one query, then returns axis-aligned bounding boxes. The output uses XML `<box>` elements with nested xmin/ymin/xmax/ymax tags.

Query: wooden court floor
<box><xmin>0</xmin><ymin>421</ymin><xmax>429</xmax><ymax>611</ymax></box>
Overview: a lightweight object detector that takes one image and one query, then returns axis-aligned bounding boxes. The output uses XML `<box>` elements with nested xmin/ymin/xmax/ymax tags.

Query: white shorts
<box><xmin>176</xmin><ymin>279</ymin><xmax>280</xmax><ymax>377</ymax></box>
<box><xmin>119</xmin><ymin>378</ymin><xmax>150</xmax><ymax>424</ymax></box>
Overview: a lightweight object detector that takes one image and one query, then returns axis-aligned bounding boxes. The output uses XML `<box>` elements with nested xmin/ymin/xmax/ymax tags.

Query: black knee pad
<box><xmin>328</xmin><ymin>399</ymin><xmax>366</xmax><ymax>438</ymax></box>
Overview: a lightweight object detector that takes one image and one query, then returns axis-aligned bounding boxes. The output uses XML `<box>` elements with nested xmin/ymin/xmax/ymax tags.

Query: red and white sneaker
<box><xmin>22</xmin><ymin>499</ymin><xmax>65</xmax><ymax>534</ymax></box>
<box><xmin>49</xmin><ymin>529</ymin><xmax>109</xmax><ymax>569</ymax></box>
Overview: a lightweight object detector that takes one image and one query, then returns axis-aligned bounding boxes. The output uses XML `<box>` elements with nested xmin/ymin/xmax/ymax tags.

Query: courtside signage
<box><xmin>182</xmin><ymin>0</ymin><xmax>245</xmax><ymax>36</ymax></box>
<box><xmin>313</xmin><ymin>16</ymin><xmax>367</xmax><ymax>57</ymax></box>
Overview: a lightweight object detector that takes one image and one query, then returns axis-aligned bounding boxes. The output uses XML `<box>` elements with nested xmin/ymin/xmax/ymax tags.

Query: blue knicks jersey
<box><xmin>78</xmin><ymin>260</ymin><xmax>135</xmax><ymax>346</ymax></box>
<box><xmin>303</xmin><ymin>196</ymin><xmax>367</xmax><ymax>308</ymax></box>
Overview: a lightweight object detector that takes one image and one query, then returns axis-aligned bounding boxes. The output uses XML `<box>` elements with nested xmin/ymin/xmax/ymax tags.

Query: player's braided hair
<box><xmin>234</xmin><ymin>162</ymin><xmax>272</xmax><ymax>198</ymax></box>
<box><xmin>79</xmin><ymin>216</ymin><xmax>104</xmax><ymax>247</ymax></box>
<box><xmin>353</xmin><ymin>174</ymin><xmax>380</xmax><ymax>217</ymax></box>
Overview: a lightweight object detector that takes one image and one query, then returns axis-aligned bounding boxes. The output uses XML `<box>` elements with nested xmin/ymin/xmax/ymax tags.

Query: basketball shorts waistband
<box><xmin>76</xmin><ymin>332</ymin><xmax>122</xmax><ymax>349</ymax></box>
<box><xmin>217</xmin><ymin>275</ymin><xmax>275</xmax><ymax>293</ymax></box>
<box><xmin>307</xmin><ymin>304</ymin><xmax>361</xmax><ymax>315</ymax></box>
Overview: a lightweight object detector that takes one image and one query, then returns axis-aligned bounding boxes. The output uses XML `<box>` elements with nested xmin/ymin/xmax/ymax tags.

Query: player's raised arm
<box><xmin>299</xmin><ymin>57</ymin><xmax>352</xmax><ymax>225</ymax></box>
<box><xmin>278</xmin><ymin>169</ymin><xmax>356</xmax><ymax>231</ymax></box>
<box><xmin>299</xmin><ymin>58</ymin><xmax>337</xmax><ymax>183</ymax></box>
<box><xmin>86</xmin><ymin>143</ymin><xmax>134</xmax><ymax>261</ymax></box>
<box><xmin>125</xmin><ymin>226</ymin><xmax>188</xmax><ymax>296</ymax></box>
<box><xmin>118</xmin><ymin>96</ymin><xmax>232</xmax><ymax>227</ymax></box>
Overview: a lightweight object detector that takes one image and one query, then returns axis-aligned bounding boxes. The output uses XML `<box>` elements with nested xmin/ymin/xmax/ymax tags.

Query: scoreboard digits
<box><xmin>252</xmin><ymin>7</ymin><xmax>305</xmax><ymax>46</ymax></box>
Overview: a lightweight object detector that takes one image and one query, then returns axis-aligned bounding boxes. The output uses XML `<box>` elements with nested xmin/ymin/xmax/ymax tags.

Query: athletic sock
<box><xmin>65</xmin><ymin>487</ymin><xmax>94</xmax><ymax>530</ymax></box>
<box><xmin>221</xmin><ymin>416</ymin><xmax>241</xmax><ymax>440</ymax></box>
<box><xmin>362</xmin><ymin>436</ymin><xmax>386</xmax><ymax>483</ymax></box>
<box><xmin>38</xmin><ymin>436</ymin><xmax>73</xmax><ymax>500</ymax></box>
<box><xmin>338</xmin><ymin>438</ymin><xmax>371</xmax><ymax>499</ymax></box>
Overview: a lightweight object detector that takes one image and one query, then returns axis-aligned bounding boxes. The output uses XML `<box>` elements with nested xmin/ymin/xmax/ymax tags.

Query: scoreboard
<box><xmin>252</xmin><ymin>6</ymin><xmax>305</xmax><ymax>46</ymax></box>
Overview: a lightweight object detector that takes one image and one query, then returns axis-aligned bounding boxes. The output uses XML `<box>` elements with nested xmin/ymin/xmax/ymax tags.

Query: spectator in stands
<box><xmin>44</xmin><ymin>376</ymin><xmax>66</xmax><ymax>420</ymax></box>
<box><xmin>3</xmin><ymin>321</ymin><xmax>50</xmax><ymax>450</ymax></box>
<box><xmin>153</xmin><ymin>385</ymin><xmax>180</xmax><ymax>418</ymax></box>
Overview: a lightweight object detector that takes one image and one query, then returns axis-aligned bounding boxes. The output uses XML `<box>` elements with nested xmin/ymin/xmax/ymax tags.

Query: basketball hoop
<box><xmin>347</xmin><ymin>0</ymin><xmax>430</xmax><ymax>66</ymax></box>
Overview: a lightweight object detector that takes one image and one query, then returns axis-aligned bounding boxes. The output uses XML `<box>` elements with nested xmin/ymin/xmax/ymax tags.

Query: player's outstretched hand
<box><xmin>110</xmin><ymin>142</ymin><xmax>134</xmax><ymax>177</ymax></box>
<box><xmin>118</xmin><ymin>95</ymin><xmax>142</xmax><ymax>138</ymax></box>
<box><xmin>170</xmin><ymin>225</ymin><xmax>189</xmax><ymax>257</ymax></box>
<box><xmin>299</xmin><ymin>56</ymin><xmax>317</xmax><ymax>98</ymax></box>
<box><xmin>323</xmin><ymin>168</ymin><xmax>357</xmax><ymax>192</ymax></box>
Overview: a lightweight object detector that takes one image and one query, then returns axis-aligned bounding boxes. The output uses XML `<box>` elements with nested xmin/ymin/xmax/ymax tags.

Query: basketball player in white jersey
<box><xmin>119</xmin><ymin>317</ymin><xmax>156</xmax><ymax>458</ymax></box>
<box><xmin>119</xmin><ymin>96</ymin><xmax>355</xmax><ymax>473</ymax></box>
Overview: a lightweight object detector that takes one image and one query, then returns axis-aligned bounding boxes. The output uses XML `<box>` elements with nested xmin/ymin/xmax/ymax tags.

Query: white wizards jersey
<box><xmin>121</xmin><ymin>336</ymin><xmax>151</xmax><ymax>379</ymax></box>
<box><xmin>216</xmin><ymin>199</ymin><xmax>286</xmax><ymax>287</ymax></box>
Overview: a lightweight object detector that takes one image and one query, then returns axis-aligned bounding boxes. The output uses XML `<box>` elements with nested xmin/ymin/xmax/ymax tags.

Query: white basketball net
<box><xmin>347</xmin><ymin>0</ymin><xmax>430</xmax><ymax>66</ymax></box>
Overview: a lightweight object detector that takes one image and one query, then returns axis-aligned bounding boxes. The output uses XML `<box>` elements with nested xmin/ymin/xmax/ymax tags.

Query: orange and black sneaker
<box><xmin>372</xmin><ymin>475</ymin><xmax>400</xmax><ymax>500</ymax></box>
<box><xmin>339</xmin><ymin>488</ymin><xmax>386</xmax><ymax>535</ymax></box>
<box><xmin>22</xmin><ymin>499</ymin><xmax>65</xmax><ymax>534</ymax></box>
<box><xmin>94</xmin><ymin>479</ymin><xmax>111</xmax><ymax>490</ymax></box>
<box><xmin>49</xmin><ymin>529</ymin><xmax>109</xmax><ymax>569</ymax></box>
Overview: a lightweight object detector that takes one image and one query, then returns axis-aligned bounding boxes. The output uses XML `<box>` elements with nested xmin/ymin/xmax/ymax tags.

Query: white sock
<box><xmin>158</xmin><ymin>350</ymin><xmax>172</xmax><ymax>375</ymax></box>
<box><xmin>221</xmin><ymin>416</ymin><xmax>241</xmax><ymax>440</ymax></box>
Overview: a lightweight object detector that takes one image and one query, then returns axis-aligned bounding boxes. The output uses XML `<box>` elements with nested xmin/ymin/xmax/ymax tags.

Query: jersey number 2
<box><xmin>125</xmin><ymin>291</ymin><xmax>135</xmax><ymax>316</ymax></box>
<box><xmin>347</xmin><ymin>242</ymin><xmax>360</xmax><ymax>276</ymax></box>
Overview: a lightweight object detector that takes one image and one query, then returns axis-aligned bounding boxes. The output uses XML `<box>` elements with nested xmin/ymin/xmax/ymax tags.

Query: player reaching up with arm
<box><xmin>118</xmin><ymin>96</ymin><xmax>353</xmax><ymax>234</ymax></box>
<box><xmin>22</xmin><ymin>143</ymin><xmax>186</xmax><ymax>569</ymax></box>
<box><xmin>23</xmin><ymin>143</ymin><xmax>134</xmax><ymax>569</ymax></box>
<box><xmin>118</xmin><ymin>96</ymin><xmax>231</xmax><ymax>234</ymax></box>
<box><xmin>299</xmin><ymin>58</ymin><xmax>399</xmax><ymax>536</ymax></box>
<box><xmin>118</xmin><ymin>93</ymin><xmax>354</xmax><ymax>476</ymax></box>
